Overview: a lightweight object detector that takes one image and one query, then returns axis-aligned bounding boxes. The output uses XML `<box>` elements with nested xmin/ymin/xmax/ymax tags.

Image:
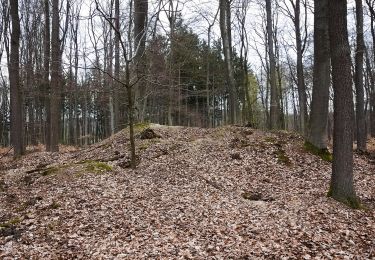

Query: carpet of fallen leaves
<box><xmin>0</xmin><ymin>125</ymin><xmax>374</xmax><ymax>259</ymax></box>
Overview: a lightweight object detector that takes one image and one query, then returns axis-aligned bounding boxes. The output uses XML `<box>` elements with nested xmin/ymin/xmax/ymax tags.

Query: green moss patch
<box><xmin>39</xmin><ymin>167</ymin><xmax>60</xmax><ymax>176</ymax></box>
<box><xmin>304</xmin><ymin>141</ymin><xmax>333</xmax><ymax>162</ymax></box>
<box><xmin>0</xmin><ymin>217</ymin><xmax>22</xmax><ymax>228</ymax></box>
<box><xmin>327</xmin><ymin>185</ymin><xmax>362</xmax><ymax>209</ymax></box>
<box><xmin>50</xmin><ymin>201</ymin><xmax>61</xmax><ymax>209</ymax></box>
<box><xmin>83</xmin><ymin>160</ymin><xmax>113</xmax><ymax>173</ymax></box>
<box><xmin>275</xmin><ymin>149</ymin><xmax>292</xmax><ymax>166</ymax></box>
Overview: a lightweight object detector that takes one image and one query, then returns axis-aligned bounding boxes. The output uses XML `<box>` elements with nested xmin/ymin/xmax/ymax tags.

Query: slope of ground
<box><xmin>0</xmin><ymin>125</ymin><xmax>374</xmax><ymax>259</ymax></box>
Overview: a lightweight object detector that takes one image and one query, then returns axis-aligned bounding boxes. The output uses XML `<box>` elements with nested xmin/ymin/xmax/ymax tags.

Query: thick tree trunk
<box><xmin>355</xmin><ymin>0</ymin><xmax>367</xmax><ymax>152</ymax></box>
<box><xmin>134</xmin><ymin>0</ymin><xmax>148</xmax><ymax>122</ymax></box>
<box><xmin>43</xmin><ymin>0</ymin><xmax>54</xmax><ymax>149</ymax></box>
<box><xmin>328</xmin><ymin>0</ymin><xmax>359</xmax><ymax>207</ymax></box>
<box><xmin>309</xmin><ymin>0</ymin><xmax>330</xmax><ymax>149</ymax></box>
<box><xmin>49</xmin><ymin>0</ymin><xmax>60</xmax><ymax>152</ymax></box>
<box><xmin>220</xmin><ymin>0</ymin><xmax>237</xmax><ymax>124</ymax></box>
<box><xmin>9</xmin><ymin>0</ymin><xmax>25</xmax><ymax>156</ymax></box>
<box><xmin>266</xmin><ymin>0</ymin><xmax>280</xmax><ymax>129</ymax></box>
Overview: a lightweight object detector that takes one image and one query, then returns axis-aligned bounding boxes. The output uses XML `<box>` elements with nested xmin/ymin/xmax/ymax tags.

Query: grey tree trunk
<box><xmin>266</xmin><ymin>0</ymin><xmax>280</xmax><ymax>129</ymax></box>
<box><xmin>43</xmin><ymin>0</ymin><xmax>51</xmax><ymax>150</ymax></box>
<box><xmin>354</xmin><ymin>0</ymin><xmax>367</xmax><ymax>152</ymax></box>
<box><xmin>308</xmin><ymin>0</ymin><xmax>330</xmax><ymax>149</ymax></box>
<box><xmin>134</xmin><ymin>0</ymin><xmax>148</xmax><ymax>122</ymax></box>
<box><xmin>366</xmin><ymin>0</ymin><xmax>375</xmax><ymax>137</ymax></box>
<box><xmin>9</xmin><ymin>0</ymin><xmax>25</xmax><ymax>156</ymax></box>
<box><xmin>294</xmin><ymin>0</ymin><xmax>308</xmax><ymax>137</ymax></box>
<box><xmin>328</xmin><ymin>0</ymin><xmax>359</xmax><ymax>208</ymax></box>
<box><xmin>220</xmin><ymin>0</ymin><xmax>237</xmax><ymax>124</ymax></box>
<box><xmin>114</xmin><ymin>0</ymin><xmax>121</xmax><ymax>131</ymax></box>
<box><xmin>49</xmin><ymin>0</ymin><xmax>60</xmax><ymax>152</ymax></box>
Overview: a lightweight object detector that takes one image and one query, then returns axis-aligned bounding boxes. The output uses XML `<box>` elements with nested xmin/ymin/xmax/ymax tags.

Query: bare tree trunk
<box><xmin>328</xmin><ymin>0</ymin><xmax>359</xmax><ymax>208</ymax></box>
<box><xmin>220</xmin><ymin>0</ymin><xmax>237</xmax><ymax>124</ymax></box>
<box><xmin>49</xmin><ymin>0</ymin><xmax>60</xmax><ymax>152</ymax></box>
<box><xmin>114</xmin><ymin>0</ymin><xmax>121</xmax><ymax>131</ymax></box>
<box><xmin>308</xmin><ymin>0</ymin><xmax>330</xmax><ymax>149</ymax></box>
<box><xmin>9</xmin><ymin>0</ymin><xmax>25</xmax><ymax>156</ymax></box>
<box><xmin>294</xmin><ymin>0</ymin><xmax>308</xmax><ymax>136</ymax></box>
<box><xmin>266</xmin><ymin>0</ymin><xmax>280</xmax><ymax>129</ymax></box>
<box><xmin>366</xmin><ymin>46</ymin><xmax>375</xmax><ymax>137</ymax></box>
<box><xmin>134</xmin><ymin>0</ymin><xmax>148</xmax><ymax>122</ymax></box>
<box><xmin>73</xmin><ymin>12</ymin><xmax>80</xmax><ymax>145</ymax></box>
<box><xmin>43</xmin><ymin>0</ymin><xmax>51</xmax><ymax>150</ymax></box>
<box><xmin>354</xmin><ymin>0</ymin><xmax>367</xmax><ymax>152</ymax></box>
<box><xmin>366</xmin><ymin>0</ymin><xmax>375</xmax><ymax>137</ymax></box>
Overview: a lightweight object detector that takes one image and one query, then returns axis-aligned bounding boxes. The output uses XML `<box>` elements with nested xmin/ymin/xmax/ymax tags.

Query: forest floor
<box><xmin>0</xmin><ymin>124</ymin><xmax>374</xmax><ymax>259</ymax></box>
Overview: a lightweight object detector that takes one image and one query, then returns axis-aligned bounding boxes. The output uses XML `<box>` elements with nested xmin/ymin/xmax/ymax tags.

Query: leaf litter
<box><xmin>0</xmin><ymin>125</ymin><xmax>374</xmax><ymax>259</ymax></box>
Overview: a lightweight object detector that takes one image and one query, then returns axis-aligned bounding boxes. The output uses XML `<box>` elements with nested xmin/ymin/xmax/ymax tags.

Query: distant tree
<box><xmin>280</xmin><ymin>0</ymin><xmax>309</xmax><ymax>136</ymax></box>
<box><xmin>355</xmin><ymin>0</ymin><xmax>367</xmax><ymax>152</ymax></box>
<box><xmin>9</xmin><ymin>0</ymin><xmax>25</xmax><ymax>156</ymax></box>
<box><xmin>365</xmin><ymin>0</ymin><xmax>375</xmax><ymax>137</ymax></box>
<box><xmin>308</xmin><ymin>0</ymin><xmax>330</xmax><ymax>149</ymax></box>
<box><xmin>114</xmin><ymin>0</ymin><xmax>121</xmax><ymax>132</ymax></box>
<box><xmin>328</xmin><ymin>0</ymin><xmax>359</xmax><ymax>207</ymax></box>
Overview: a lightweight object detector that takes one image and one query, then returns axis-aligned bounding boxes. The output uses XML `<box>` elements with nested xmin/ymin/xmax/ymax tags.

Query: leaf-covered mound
<box><xmin>0</xmin><ymin>125</ymin><xmax>374</xmax><ymax>259</ymax></box>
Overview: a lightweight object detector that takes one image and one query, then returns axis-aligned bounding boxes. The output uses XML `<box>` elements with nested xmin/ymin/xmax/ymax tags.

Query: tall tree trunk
<box><xmin>294</xmin><ymin>0</ymin><xmax>308</xmax><ymax>136</ymax></box>
<box><xmin>114</xmin><ymin>0</ymin><xmax>121</xmax><ymax>131</ymax></box>
<box><xmin>266</xmin><ymin>0</ymin><xmax>280</xmax><ymax>129</ymax></box>
<box><xmin>328</xmin><ymin>0</ymin><xmax>359</xmax><ymax>207</ymax></box>
<box><xmin>308</xmin><ymin>0</ymin><xmax>330</xmax><ymax>149</ymax></box>
<box><xmin>9</xmin><ymin>0</ymin><xmax>25</xmax><ymax>156</ymax></box>
<box><xmin>355</xmin><ymin>0</ymin><xmax>367</xmax><ymax>152</ymax></box>
<box><xmin>42</xmin><ymin>0</ymin><xmax>51</xmax><ymax>151</ymax></box>
<box><xmin>134</xmin><ymin>0</ymin><xmax>148</xmax><ymax>122</ymax></box>
<box><xmin>220</xmin><ymin>0</ymin><xmax>237</xmax><ymax>124</ymax></box>
<box><xmin>366</xmin><ymin>0</ymin><xmax>375</xmax><ymax>137</ymax></box>
<box><xmin>49</xmin><ymin>0</ymin><xmax>60</xmax><ymax>152</ymax></box>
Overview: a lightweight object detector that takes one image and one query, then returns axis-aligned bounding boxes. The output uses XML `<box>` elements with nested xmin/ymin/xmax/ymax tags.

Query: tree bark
<box><xmin>354</xmin><ymin>0</ymin><xmax>367</xmax><ymax>152</ymax></box>
<box><xmin>114</xmin><ymin>0</ymin><xmax>121</xmax><ymax>132</ymax></box>
<box><xmin>266</xmin><ymin>0</ymin><xmax>280</xmax><ymax>129</ymax></box>
<box><xmin>294</xmin><ymin>0</ymin><xmax>308</xmax><ymax>137</ymax></box>
<box><xmin>9</xmin><ymin>0</ymin><xmax>25</xmax><ymax>156</ymax></box>
<box><xmin>308</xmin><ymin>0</ymin><xmax>330</xmax><ymax>149</ymax></box>
<box><xmin>49</xmin><ymin>0</ymin><xmax>60</xmax><ymax>152</ymax></box>
<box><xmin>328</xmin><ymin>0</ymin><xmax>359</xmax><ymax>207</ymax></box>
<box><xmin>366</xmin><ymin>0</ymin><xmax>375</xmax><ymax>137</ymax></box>
<box><xmin>134</xmin><ymin>0</ymin><xmax>148</xmax><ymax>122</ymax></box>
<box><xmin>220</xmin><ymin>0</ymin><xmax>237</xmax><ymax>124</ymax></box>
